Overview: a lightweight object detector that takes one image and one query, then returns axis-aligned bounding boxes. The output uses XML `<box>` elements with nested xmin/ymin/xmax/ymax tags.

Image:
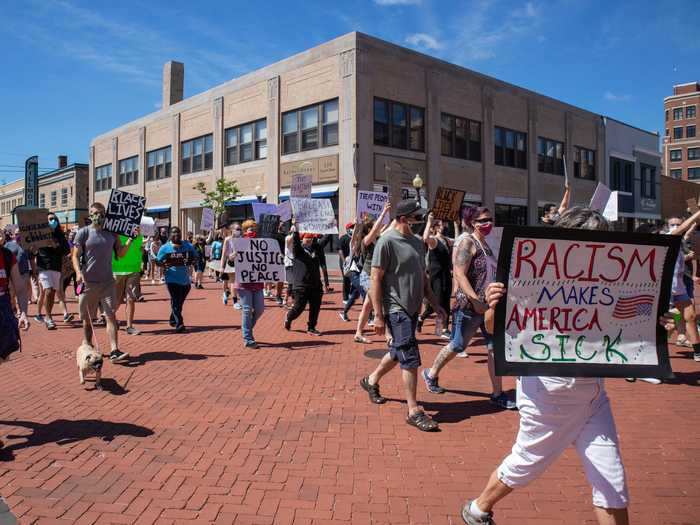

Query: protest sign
<box><xmin>277</xmin><ymin>200</ymin><xmax>292</xmax><ymax>222</ymax></box>
<box><xmin>686</xmin><ymin>197</ymin><xmax>699</xmax><ymax>214</ymax></box>
<box><xmin>357</xmin><ymin>190</ymin><xmax>389</xmax><ymax>224</ymax></box>
<box><xmin>15</xmin><ymin>207</ymin><xmax>56</xmax><ymax>251</ymax></box>
<box><xmin>140</xmin><ymin>216</ymin><xmax>155</xmax><ymax>237</ymax></box>
<box><xmin>290</xmin><ymin>174</ymin><xmax>312</xmax><ymax>198</ymax></box>
<box><xmin>432</xmin><ymin>187</ymin><xmax>466</xmax><ymax>221</ymax></box>
<box><xmin>104</xmin><ymin>189</ymin><xmax>146</xmax><ymax>238</ymax></box>
<box><xmin>489</xmin><ymin>226</ymin><xmax>504</xmax><ymax>264</ymax></box>
<box><xmin>200</xmin><ymin>208</ymin><xmax>214</xmax><ymax>231</ymax></box>
<box><xmin>258</xmin><ymin>213</ymin><xmax>280</xmax><ymax>238</ymax></box>
<box><xmin>3</xmin><ymin>224</ymin><xmax>17</xmax><ymax>235</ymax></box>
<box><xmin>493</xmin><ymin>226</ymin><xmax>679</xmax><ymax>378</ymax></box>
<box><xmin>164</xmin><ymin>251</ymin><xmax>191</xmax><ymax>267</ymax></box>
<box><xmin>252</xmin><ymin>203</ymin><xmax>278</xmax><ymax>223</ymax></box>
<box><xmin>232</xmin><ymin>237</ymin><xmax>285</xmax><ymax>284</ymax></box>
<box><xmin>589</xmin><ymin>183</ymin><xmax>611</xmax><ymax>213</ymax></box>
<box><xmin>603</xmin><ymin>191</ymin><xmax>619</xmax><ymax>222</ymax></box>
<box><xmin>290</xmin><ymin>198</ymin><xmax>338</xmax><ymax>235</ymax></box>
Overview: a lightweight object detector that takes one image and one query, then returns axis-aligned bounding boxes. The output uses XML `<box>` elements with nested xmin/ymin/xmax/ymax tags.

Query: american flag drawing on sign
<box><xmin>612</xmin><ymin>295</ymin><xmax>654</xmax><ymax>319</ymax></box>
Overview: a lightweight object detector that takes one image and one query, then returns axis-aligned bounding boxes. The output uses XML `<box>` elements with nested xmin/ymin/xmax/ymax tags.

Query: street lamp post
<box><xmin>254</xmin><ymin>185</ymin><xmax>263</xmax><ymax>203</ymax></box>
<box><xmin>412</xmin><ymin>173</ymin><xmax>424</xmax><ymax>203</ymax></box>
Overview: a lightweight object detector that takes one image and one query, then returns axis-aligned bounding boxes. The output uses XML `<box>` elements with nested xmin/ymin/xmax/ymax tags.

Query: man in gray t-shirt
<box><xmin>72</xmin><ymin>202</ymin><xmax>135</xmax><ymax>364</ymax></box>
<box><xmin>360</xmin><ymin>199</ymin><xmax>445</xmax><ymax>432</ymax></box>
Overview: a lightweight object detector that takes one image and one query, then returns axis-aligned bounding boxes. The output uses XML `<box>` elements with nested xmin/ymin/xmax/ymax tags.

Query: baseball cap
<box><xmin>345</xmin><ymin>222</ymin><xmax>354</xmax><ymax>230</ymax></box>
<box><xmin>395</xmin><ymin>199</ymin><xmax>427</xmax><ymax>219</ymax></box>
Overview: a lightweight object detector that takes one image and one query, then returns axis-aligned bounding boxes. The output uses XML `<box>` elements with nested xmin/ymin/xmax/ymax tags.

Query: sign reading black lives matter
<box><xmin>232</xmin><ymin>238</ymin><xmax>284</xmax><ymax>284</ymax></box>
<box><xmin>258</xmin><ymin>213</ymin><xmax>281</xmax><ymax>239</ymax></box>
<box><xmin>104</xmin><ymin>189</ymin><xmax>146</xmax><ymax>238</ymax></box>
<box><xmin>493</xmin><ymin>226</ymin><xmax>680</xmax><ymax>378</ymax></box>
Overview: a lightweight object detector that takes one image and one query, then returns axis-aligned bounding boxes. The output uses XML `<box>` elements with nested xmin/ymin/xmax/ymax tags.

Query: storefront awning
<box><xmin>146</xmin><ymin>205</ymin><xmax>171</xmax><ymax>213</ymax></box>
<box><xmin>225</xmin><ymin>194</ymin><xmax>268</xmax><ymax>206</ymax></box>
<box><xmin>278</xmin><ymin>184</ymin><xmax>339</xmax><ymax>201</ymax></box>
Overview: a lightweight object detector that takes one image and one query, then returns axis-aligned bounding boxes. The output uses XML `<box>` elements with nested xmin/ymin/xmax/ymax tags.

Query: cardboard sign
<box><xmin>493</xmin><ymin>226</ymin><xmax>680</xmax><ymax>378</ymax></box>
<box><xmin>232</xmin><ymin>237</ymin><xmax>284</xmax><ymax>284</ymax></box>
<box><xmin>164</xmin><ymin>251</ymin><xmax>190</xmax><ymax>267</ymax></box>
<box><xmin>200</xmin><ymin>208</ymin><xmax>215</xmax><ymax>231</ymax></box>
<box><xmin>290</xmin><ymin>174</ymin><xmax>312</xmax><ymax>198</ymax></box>
<box><xmin>140</xmin><ymin>216</ymin><xmax>156</xmax><ymax>237</ymax></box>
<box><xmin>104</xmin><ymin>189</ymin><xmax>146</xmax><ymax>238</ymax></box>
<box><xmin>277</xmin><ymin>200</ymin><xmax>292</xmax><ymax>222</ymax></box>
<box><xmin>15</xmin><ymin>207</ymin><xmax>56</xmax><ymax>251</ymax></box>
<box><xmin>290</xmin><ymin>198</ymin><xmax>338</xmax><ymax>235</ymax></box>
<box><xmin>432</xmin><ymin>187</ymin><xmax>466</xmax><ymax>222</ymax></box>
<box><xmin>258</xmin><ymin>213</ymin><xmax>281</xmax><ymax>239</ymax></box>
<box><xmin>357</xmin><ymin>190</ymin><xmax>389</xmax><ymax>224</ymax></box>
<box><xmin>252</xmin><ymin>203</ymin><xmax>278</xmax><ymax>223</ymax></box>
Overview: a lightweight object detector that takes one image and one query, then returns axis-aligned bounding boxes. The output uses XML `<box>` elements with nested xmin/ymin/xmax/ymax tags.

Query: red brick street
<box><xmin>0</xmin><ymin>276</ymin><xmax>698</xmax><ymax>524</ymax></box>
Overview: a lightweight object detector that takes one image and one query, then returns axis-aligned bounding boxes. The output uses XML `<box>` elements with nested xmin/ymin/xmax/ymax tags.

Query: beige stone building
<box><xmin>90</xmin><ymin>32</ymin><xmax>616</xmax><ymax>230</ymax></box>
<box><xmin>0</xmin><ymin>156</ymin><xmax>89</xmax><ymax>229</ymax></box>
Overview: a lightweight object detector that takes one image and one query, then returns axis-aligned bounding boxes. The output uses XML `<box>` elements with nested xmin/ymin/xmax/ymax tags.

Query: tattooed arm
<box><xmin>453</xmin><ymin>236</ymin><xmax>485</xmax><ymax>308</ymax></box>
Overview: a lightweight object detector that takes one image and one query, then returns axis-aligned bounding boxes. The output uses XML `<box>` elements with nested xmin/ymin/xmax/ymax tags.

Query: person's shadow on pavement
<box><xmin>0</xmin><ymin>419</ymin><xmax>154</xmax><ymax>461</ymax></box>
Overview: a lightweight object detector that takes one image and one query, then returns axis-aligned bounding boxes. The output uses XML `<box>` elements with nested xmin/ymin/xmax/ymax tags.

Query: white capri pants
<box><xmin>497</xmin><ymin>376</ymin><xmax>628</xmax><ymax>509</ymax></box>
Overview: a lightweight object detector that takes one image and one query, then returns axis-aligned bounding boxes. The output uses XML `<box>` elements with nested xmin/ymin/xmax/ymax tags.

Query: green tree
<box><xmin>193</xmin><ymin>178</ymin><xmax>241</xmax><ymax>227</ymax></box>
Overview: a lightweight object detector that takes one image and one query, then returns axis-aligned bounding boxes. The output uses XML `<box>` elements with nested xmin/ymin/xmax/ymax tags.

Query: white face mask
<box><xmin>668</xmin><ymin>224</ymin><xmax>679</xmax><ymax>232</ymax></box>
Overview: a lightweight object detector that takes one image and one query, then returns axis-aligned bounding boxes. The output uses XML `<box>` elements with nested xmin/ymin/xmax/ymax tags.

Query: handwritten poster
<box><xmin>432</xmin><ymin>187</ymin><xmax>466</xmax><ymax>222</ymax></box>
<box><xmin>16</xmin><ymin>207</ymin><xmax>56</xmax><ymax>251</ymax></box>
<box><xmin>290</xmin><ymin>198</ymin><xmax>338</xmax><ymax>235</ymax></box>
<box><xmin>104</xmin><ymin>189</ymin><xmax>146</xmax><ymax>238</ymax></box>
<box><xmin>200</xmin><ymin>208</ymin><xmax>215</xmax><ymax>231</ymax></box>
<box><xmin>252</xmin><ymin>203</ymin><xmax>278</xmax><ymax>223</ymax></box>
<box><xmin>277</xmin><ymin>200</ymin><xmax>292</xmax><ymax>222</ymax></box>
<box><xmin>290</xmin><ymin>174</ymin><xmax>312</xmax><ymax>198</ymax></box>
<box><xmin>357</xmin><ymin>190</ymin><xmax>389</xmax><ymax>224</ymax></box>
<box><xmin>493</xmin><ymin>226</ymin><xmax>680</xmax><ymax>378</ymax></box>
<box><xmin>232</xmin><ymin>238</ymin><xmax>285</xmax><ymax>284</ymax></box>
<box><xmin>258</xmin><ymin>213</ymin><xmax>280</xmax><ymax>239</ymax></box>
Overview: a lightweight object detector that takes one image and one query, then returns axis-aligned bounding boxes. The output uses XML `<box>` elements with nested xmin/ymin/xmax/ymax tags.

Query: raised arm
<box><xmin>363</xmin><ymin>203</ymin><xmax>391</xmax><ymax>248</ymax></box>
<box><xmin>557</xmin><ymin>186</ymin><xmax>571</xmax><ymax>216</ymax></box>
<box><xmin>671</xmin><ymin>209</ymin><xmax>700</xmax><ymax>237</ymax></box>
<box><xmin>422</xmin><ymin>213</ymin><xmax>438</xmax><ymax>250</ymax></box>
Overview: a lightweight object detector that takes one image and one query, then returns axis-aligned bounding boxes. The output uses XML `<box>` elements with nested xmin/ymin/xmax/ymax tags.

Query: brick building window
<box><xmin>495</xmin><ymin>126</ymin><xmax>527</xmax><ymax>169</ymax></box>
<box><xmin>373</xmin><ymin>98</ymin><xmax>424</xmax><ymax>152</ymax></box>
<box><xmin>495</xmin><ymin>204</ymin><xmax>528</xmax><ymax>226</ymax></box>
<box><xmin>687</xmin><ymin>125</ymin><xmax>696</xmax><ymax>138</ymax></box>
<box><xmin>118</xmin><ymin>155</ymin><xmax>139</xmax><ymax>186</ymax></box>
<box><xmin>440</xmin><ymin>113</ymin><xmax>481</xmax><ymax>162</ymax></box>
<box><xmin>689</xmin><ymin>168</ymin><xmax>700</xmax><ymax>180</ymax></box>
<box><xmin>670</xmin><ymin>169</ymin><xmax>682</xmax><ymax>179</ymax></box>
<box><xmin>225</xmin><ymin>119</ymin><xmax>267</xmax><ymax>166</ymax></box>
<box><xmin>39</xmin><ymin>193</ymin><xmax>45</xmax><ymax>208</ymax></box>
<box><xmin>537</xmin><ymin>137</ymin><xmax>565</xmax><ymax>175</ymax></box>
<box><xmin>687</xmin><ymin>106</ymin><xmax>696</xmax><ymax>119</ymax></box>
<box><xmin>688</xmin><ymin>147</ymin><xmax>700</xmax><ymax>160</ymax></box>
<box><xmin>61</xmin><ymin>188</ymin><xmax>68</xmax><ymax>207</ymax></box>
<box><xmin>283</xmin><ymin>99</ymin><xmax>339</xmax><ymax>155</ymax></box>
<box><xmin>673</xmin><ymin>127</ymin><xmax>683</xmax><ymax>140</ymax></box>
<box><xmin>50</xmin><ymin>191</ymin><xmax>57</xmax><ymax>208</ymax></box>
<box><xmin>640</xmin><ymin>164</ymin><xmax>656</xmax><ymax>199</ymax></box>
<box><xmin>673</xmin><ymin>108</ymin><xmax>683</xmax><ymax>120</ymax></box>
<box><xmin>146</xmin><ymin>146</ymin><xmax>172</xmax><ymax>181</ymax></box>
<box><xmin>574</xmin><ymin>146</ymin><xmax>596</xmax><ymax>180</ymax></box>
<box><xmin>181</xmin><ymin>134</ymin><xmax>213</xmax><ymax>175</ymax></box>
<box><xmin>665</xmin><ymin>110</ymin><xmax>669</xmax><ymax>121</ymax></box>
<box><xmin>95</xmin><ymin>164</ymin><xmax>112</xmax><ymax>192</ymax></box>
<box><xmin>669</xmin><ymin>149</ymin><xmax>682</xmax><ymax>162</ymax></box>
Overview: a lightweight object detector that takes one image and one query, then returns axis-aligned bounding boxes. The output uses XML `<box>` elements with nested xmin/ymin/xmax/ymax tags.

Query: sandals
<box><xmin>354</xmin><ymin>335</ymin><xmax>370</xmax><ymax>344</ymax></box>
<box><xmin>406</xmin><ymin>410</ymin><xmax>439</xmax><ymax>432</ymax></box>
<box><xmin>360</xmin><ymin>377</ymin><xmax>386</xmax><ymax>404</ymax></box>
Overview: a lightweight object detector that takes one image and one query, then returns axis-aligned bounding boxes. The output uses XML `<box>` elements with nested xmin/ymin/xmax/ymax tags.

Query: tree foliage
<box><xmin>194</xmin><ymin>179</ymin><xmax>240</xmax><ymax>226</ymax></box>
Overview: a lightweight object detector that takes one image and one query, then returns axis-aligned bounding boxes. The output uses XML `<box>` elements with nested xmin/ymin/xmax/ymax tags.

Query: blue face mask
<box><xmin>48</xmin><ymin>219</ymin><xmax>58</xmax><ymax>229</ymax></box>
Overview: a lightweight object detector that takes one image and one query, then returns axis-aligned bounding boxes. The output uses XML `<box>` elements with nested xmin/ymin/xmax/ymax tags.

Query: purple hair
<box><xmin>461</xmin><ymin>206</ymin><xmax>490</xmax><ymax>226</ymax></box>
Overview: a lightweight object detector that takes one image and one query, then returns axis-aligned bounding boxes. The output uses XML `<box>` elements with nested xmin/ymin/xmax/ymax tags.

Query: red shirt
<box><xmin>0</xmin><ymin>248</ymin><xmax>16</xmax><ymax>295</ymax></box>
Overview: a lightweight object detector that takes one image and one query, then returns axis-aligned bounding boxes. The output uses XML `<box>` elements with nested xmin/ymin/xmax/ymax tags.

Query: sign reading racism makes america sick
<box><xmin>493</xmin><ymin>226</ymin><xmax>680</xmax><ymax>378</ymax></box>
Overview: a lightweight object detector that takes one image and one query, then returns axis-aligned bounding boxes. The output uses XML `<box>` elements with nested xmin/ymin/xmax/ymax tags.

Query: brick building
<box><xmin>663</xmin><ymin>82</ymin><xmax>700</xmax><ymax>182</ymax></box>
<box><xmin>89</xmin><ymin>32</ymin><xmax>656</xmax><ymax>231</ymax></box>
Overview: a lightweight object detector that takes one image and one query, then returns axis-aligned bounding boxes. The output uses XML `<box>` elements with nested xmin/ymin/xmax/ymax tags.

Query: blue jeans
<box><xmin>343</xmin><ymin>272</ymin><xmax>365</xmax><ymax>314</ymax></box>
<box><xmin>238</xmin><ymin>288</ymin><xmax>265</xmax><ymax>344</ymax></box>
<box><xmin>448</xmin><ymin>309</ymin><xmax>485</xmax><ymax>353</ymax></box>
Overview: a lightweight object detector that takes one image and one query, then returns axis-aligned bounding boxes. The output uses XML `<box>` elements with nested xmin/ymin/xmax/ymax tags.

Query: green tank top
<box><xmin>112</xmin><ymin>235</ymin><xmax>143</xmax><ymax>275</ymax></box>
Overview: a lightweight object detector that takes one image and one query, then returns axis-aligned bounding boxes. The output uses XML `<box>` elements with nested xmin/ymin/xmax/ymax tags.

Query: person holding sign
<box><xmin>417</xmin><ymin>213</ymin><xmax>453</xmax><ymax>337</ymax></box>
<box><xmin>359</xmin><ymin>200</ymin><xmax>446</xmax><ymax>432</ymax></box>
<box><xmin>0</xmin><ymin>239</ymin><xmax>29</xmax><ymax>366</ymax></box>
<box><xmin>284</xmin><ymin>226</ymin><xmax>324</xmax><ymax>336</ymax></box>
<box><xmin>541</xmin><ymin>184</ymin><xmax>571</xmax><ymax>226</ymax></box>
<box><xmin>72</xmin><ymin>203</ymin><xmax>135</xmax><ymax>364</ymax></box>
<box><xmin>35</xmin><ymin>213</ymin><xmax>72</xmax><ymax>330</ymax></box>
<box><xmin>460</xmin><ymin>207</ymin><xmax>633</xmax><ymax>525</ymax></box>
<box><xmin>234</xmin><ymin>220</ymin><xmax>266</xmax><ymax>349</ymax></box>
<box><xmin>156</xmin><ymin>227</ymin><xmax>197</xmax><ymax>333</ymax></box>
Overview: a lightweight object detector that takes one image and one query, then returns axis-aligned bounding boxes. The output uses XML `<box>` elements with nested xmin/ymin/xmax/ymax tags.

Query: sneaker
<box><xmin>490</xmin><ymin>393</ymin><xmax>517</xmax><ymax>410</ymax></box>
<box><xmin>245</xmin><ymin>341</ymin><xmax>259</xmax><ymax>349</ymax></box>
<box><xmin>307</xmin><ymin>328</ymin><xmax>322</xmax><ymax>336</ymax></box>
<box><xmin>416</xmin><ymin>318</ymin><xmax>423</xmax><ymax>332</ymax></box>
<box><xmin>695</xmin><ymin>352</ymin><xmax>700</xmax><ymax>362</ymax></box>
<box><xmin>233</xmin><ymin>302</ymin><xmax>242</xmax><ymax>310</ymax></box>
<box><xmin>461</xmin><ymin>500</ymin><xmax>494</xmax><ymax>525</ymax></box>
<box><xmin>109</xmin><ymin>349</ymin><xmax>129</xmax><ymax>363</ymax></box>
<box><xmin>222</xmin><ymin>292</ymin><xmax>228</xmax><ymax>305</ymax></box>
<box><xmin>125</xmin><ymin>327</ymin><xmax>141</xmax><ymax>336</ymax></box>
<box><xmin>151</xmin><ymin>279</ymin><xmax>156</xmax><ymax>285</ymax></box>
<box><xmin>276</xmin><ymin>297</ymin><xmax>284</xmax><ymax>306</ymax></box>
<box><xmin>339</xmin><ymin>312</ymin><xmax>350</xmax><ymax>322</ymax></box>
<box><xmin>456</xmin><ymin>351</ymin><xmax>469</xmax><ymax>358</ymax></box>
<box><xmin>63</xmin><ymin>313</ymin><xmax>74</xmax><ymax>322</ymax></box>
<box><xmin>639</xmin><ymin>377</ymin><xmax>662</xmax><ymax>385</ymax></box>
<box><xmin>33</xmin><ymin>314</ymin><xmax>44</xmax><ymax>323</ymax></box>
<box><xmin>45</xmin><ymin>319</ymin><xmax>57</xmax><ymax>330</ymax></box>
<box><xmin>360</xmin><ymin>376</ymin><xmax>386</xmax><ymax>404</ymax></box>
<box><xmin>263</xmin><ymin>290</ymin><xmax>270</xmax><ymax>298</ymax></box>
<box><xmin>440</xmin><ymin>330</ymin><xmax>451</xmax><ymax>340</ymax></box>
<box><xmin>422</xmin><ymin>369</ymin><xmax>445</xmax><ymax>394</ymax></box>
<box><xmin>175</xmin><ymin>325</ymin><xmax>187</xmax><ymax>333</ymax></box>
<box><xmin>284</xmin><ymin>317</ymin><xmax>291</xmax><ymax>331</ymax></box>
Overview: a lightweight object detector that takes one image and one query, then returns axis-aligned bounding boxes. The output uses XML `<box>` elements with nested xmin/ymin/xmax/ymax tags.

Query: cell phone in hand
<box><xmin>76</xmin><ymin>282</ymin><xmax>84</xmax><ymax>295</ymax></box>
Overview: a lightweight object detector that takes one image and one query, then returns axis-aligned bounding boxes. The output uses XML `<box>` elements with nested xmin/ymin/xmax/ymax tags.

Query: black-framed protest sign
<box><xmin>104</xmin><ymin>189</ymin><xmax>146</xmax><ymax>238</ymax></box>
<box><xmin>258</xmin><ymin>213</ymin><xmax>280</xmax><ymax>239</ymax></box>
<box><xmin>493</xmin><ymin>226</ymin><xmax>680</xmax><ymax>379</ymax></box>
<box><xmin>431</xmin><ymin>187</ymin><xmax>465</xmax><ymax>221</ymax></box>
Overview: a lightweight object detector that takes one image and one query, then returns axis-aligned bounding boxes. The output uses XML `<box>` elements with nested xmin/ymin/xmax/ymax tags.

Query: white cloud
<box><xmin>604</xmin><ymin>91</ymin><xmax>631</xmax><ymax>102</ymax></box>
<box><xmin>405</xmin><ymin>33</ymin><xmax>443</xmax><ymax>50</ymax></box>
<box><xmin>374</xmin><ymin>0</ymin><xmax>421</xmax><ymax>5</ymax></box>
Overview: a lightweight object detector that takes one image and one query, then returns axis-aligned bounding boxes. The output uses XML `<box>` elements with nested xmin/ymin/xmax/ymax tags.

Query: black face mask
<box><xmin>171</xmin><ymin>233</ymin><xmax>182</xmax><ymax>244</ymax></box>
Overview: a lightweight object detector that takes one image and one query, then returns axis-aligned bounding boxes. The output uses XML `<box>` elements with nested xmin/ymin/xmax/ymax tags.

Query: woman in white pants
<box><xmin>461</xmin><ymin>207</ymin><xmax>674</xmax><ymax>525</ymax></box>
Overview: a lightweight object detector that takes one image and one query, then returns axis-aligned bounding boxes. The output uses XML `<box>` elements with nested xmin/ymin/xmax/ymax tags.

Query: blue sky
<box><xmin>0</xmin><ymin>0</ymin><xmax>696</xmax><ymax>182</ymax></box>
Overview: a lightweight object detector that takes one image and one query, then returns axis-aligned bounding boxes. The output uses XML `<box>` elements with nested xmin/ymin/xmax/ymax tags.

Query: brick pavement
<box><xmin>0</xmin><ymin>276</ymin><xmax>698</xmax><ymax>524</ymax></box>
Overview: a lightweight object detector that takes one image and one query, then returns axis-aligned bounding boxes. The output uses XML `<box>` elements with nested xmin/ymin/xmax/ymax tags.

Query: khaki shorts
<box><xmin>114</xmin><ymin>273</ymin><xmax>141</xmax><ymax>303</ymax></box>
<box><xmin>79</xmin><ymin>281</ymin><xmax>117</xmax><ymax>320</ymax></box>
